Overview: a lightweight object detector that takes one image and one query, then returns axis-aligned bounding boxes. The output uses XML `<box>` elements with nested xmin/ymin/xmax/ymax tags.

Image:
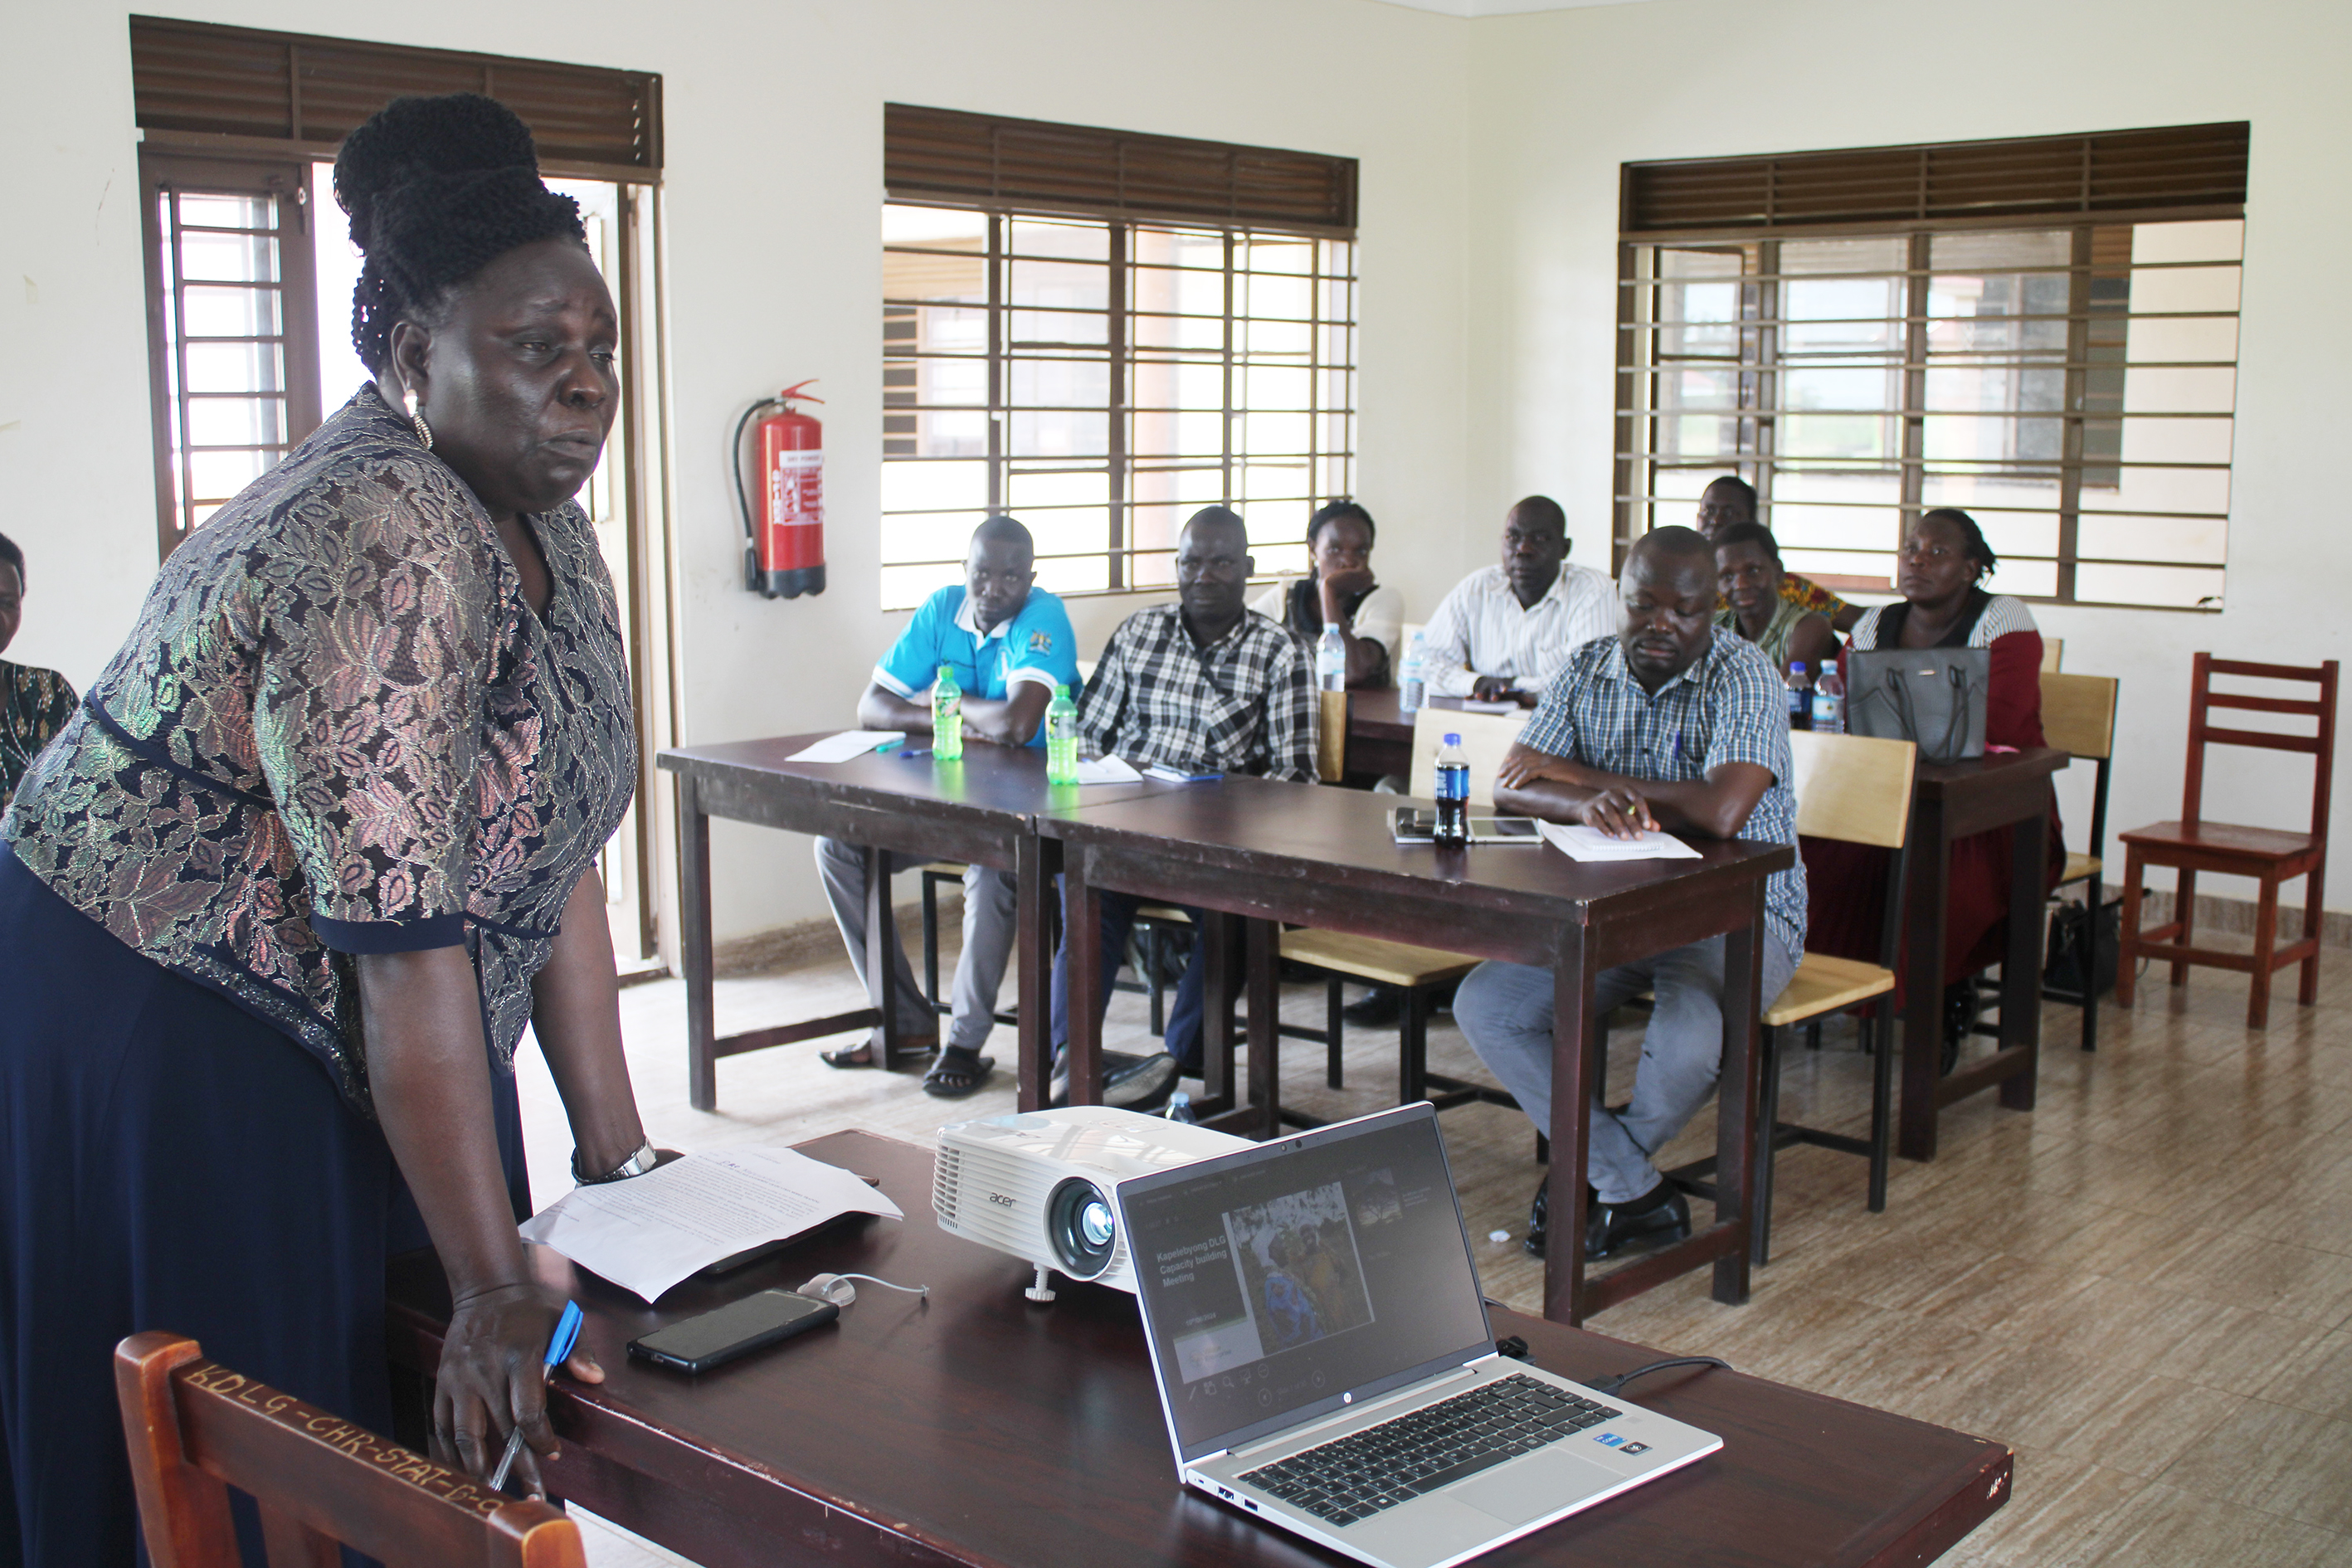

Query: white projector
<box><xmin>934</xmin><ymin>1107</ymin><xmax>1250</xmax><ymax>1299</ymax></box>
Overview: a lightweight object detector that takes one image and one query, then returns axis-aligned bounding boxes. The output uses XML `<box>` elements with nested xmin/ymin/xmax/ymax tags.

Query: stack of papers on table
<box><xmin>519</xmin><ymin>1147</ymin><xmax>903</xmax><ymax>1302</ymax></box>
<box><xmin>1537</xmin><ymin>821</ymin><xmax>1702</xmax><ymax>861</ymax></box>
<box><xmin>786</xmin><ymin>730</ymin><xmax>905</xmax><ymax>763</ymax></box>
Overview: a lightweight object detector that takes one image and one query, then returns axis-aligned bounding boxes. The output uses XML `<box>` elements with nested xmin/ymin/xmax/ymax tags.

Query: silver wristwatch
<box><xmin>573</xmin><ymin>1140</ymin><xmax>659</xmax><ymax>1185</ymax></box>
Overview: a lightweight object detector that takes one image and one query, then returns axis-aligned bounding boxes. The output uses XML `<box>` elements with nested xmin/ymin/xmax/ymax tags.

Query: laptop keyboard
<box><xmin>1238</xmin><ymin>1373</ymin><xmax>1623</xmax><ymax>1527</ymax></box>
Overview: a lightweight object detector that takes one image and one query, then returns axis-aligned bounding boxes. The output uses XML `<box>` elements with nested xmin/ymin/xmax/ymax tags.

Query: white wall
<box><xmin>1464</xmin><ymin>0</ymin><xmax>2352</xmax><ymax>914</ymax></box>
<box><xmin>0</xmin><ymin>0</ymin><xmax>1473</xmax><ymax>947</ymax></box>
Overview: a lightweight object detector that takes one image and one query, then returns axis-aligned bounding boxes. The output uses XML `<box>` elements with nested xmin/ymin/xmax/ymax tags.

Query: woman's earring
<box><xmin>402</xmin><ymin>385</ymin><xmax>434</xmax><ymax>451</ymax></box>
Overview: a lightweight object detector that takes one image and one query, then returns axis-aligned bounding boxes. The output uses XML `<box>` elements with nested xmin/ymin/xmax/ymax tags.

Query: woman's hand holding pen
<box><xmin>434</xmin><ymin>1282</ymin><xmax>604</xmax><ymax>1497</ymax></box>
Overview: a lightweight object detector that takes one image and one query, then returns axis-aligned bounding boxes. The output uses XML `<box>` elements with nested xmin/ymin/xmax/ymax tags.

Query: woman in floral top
<box><xmin>0</xmin><ymin>532</ymin><xmax>76</xmax><ymax>811</ymax></box>
<box><xmin>0</xmin><ymin>95</ymin><xmax>657</xmax><ymax>1559</ymax></box>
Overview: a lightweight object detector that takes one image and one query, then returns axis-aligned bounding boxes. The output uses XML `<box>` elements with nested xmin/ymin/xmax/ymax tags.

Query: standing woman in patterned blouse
<box><xmin>0</xmin><ymin>532</ymin><xmax>77</xmax><ymax>811</ymax></box>
<box><xmin>0</xmin><ymin>95</ymin><xmax>655</xmax><ymax>1561</ymax></box>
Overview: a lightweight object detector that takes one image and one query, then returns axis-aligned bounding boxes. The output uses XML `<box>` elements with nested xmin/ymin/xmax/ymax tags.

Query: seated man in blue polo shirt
<box><xmin>816</xmin><ymin>515</ymin><xmax>1079</xmax><ymax>1098</ymax></box>
<box><xmin>1452</xmin><ymin>526</ymin><xmax>1804</xmax><ymax>1261</ymax></box>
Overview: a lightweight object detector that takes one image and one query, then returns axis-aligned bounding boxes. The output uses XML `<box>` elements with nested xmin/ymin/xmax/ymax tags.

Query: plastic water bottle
<box><xmin>1786</xmin><ymin>662</ymin><xmax>1813</xmax><ymax>732</ymax></box>
<box><xmin>1400</xmin><ymin>632</ymin><xmax>1427</xmax><ymax>717</ymax></box>
<box><xmin>1434</xmin><ymin>733</ymin><xmax>1470</xmax><ymax>849</ymax></box>
<box><xmin>1317</xmin><ymin>623</ymin><xmax>1347</xmax><ymax>692</ymax></box>
<box><xmin>1812</xmin><ymin>666</ymin><xmax>1845</xmax><ymax>734</ymax></box>
<box><xmin>1162</xmin><ymin>1090</ymin><xmax>1198</xmax><ymax>1124</ymax></box>
<box><xmin>933</xmin><ymin>663</ymin><xmax>963</xmax><ymax>760</ymax></box>
<box><xmin>1045</xmin><ymin>683</ymin><xmax>1080</xmax><ymax>784</ymax></box>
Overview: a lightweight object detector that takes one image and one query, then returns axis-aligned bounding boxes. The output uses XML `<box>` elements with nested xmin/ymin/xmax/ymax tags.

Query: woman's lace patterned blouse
<box><xmin>1</xmin><ymin>387</ymin><xmax>635</xmax><ymax>1113</ymax></box>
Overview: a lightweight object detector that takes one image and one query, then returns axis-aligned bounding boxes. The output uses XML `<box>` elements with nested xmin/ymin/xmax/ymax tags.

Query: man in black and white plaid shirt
<box><xmin>1050</xmin><ymin>506</ymin><xmax>1317</xmax><ymax>1106</ymax></box>
<box><xmin>1454</xmin><ymin>526</ymin><xmax>1804</xmax><ymax>1264</ymax></box>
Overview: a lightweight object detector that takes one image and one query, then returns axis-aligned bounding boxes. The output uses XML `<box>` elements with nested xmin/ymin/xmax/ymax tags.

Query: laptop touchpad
<box><xmin>1451</xmin><ymin>1451</ymin><xmax>1622</xmax><ymax>1526</ymax></box>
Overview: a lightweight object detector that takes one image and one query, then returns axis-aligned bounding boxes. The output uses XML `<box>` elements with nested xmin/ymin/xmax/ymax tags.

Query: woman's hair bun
<box><xmin>333</xmin><ymin>93</ymin><xmax>586</xmax><ymax>373</ymax></box>
<box><xmin>334</xmin><ymin>93</ymin><xmax>542</xmax><ymax>251</ymax></box>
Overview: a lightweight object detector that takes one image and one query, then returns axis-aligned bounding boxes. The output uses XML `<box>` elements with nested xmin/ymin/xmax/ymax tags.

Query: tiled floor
<box><xmin>512</xmin><ymin>921</ymin><xmax>2352</xmax><ymax>1566</ymax></box>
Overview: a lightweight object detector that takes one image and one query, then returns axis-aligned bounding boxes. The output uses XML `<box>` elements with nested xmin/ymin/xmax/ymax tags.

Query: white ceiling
<box><xmin>1357</xmin><ymin>0</ymin><xmax>1657</xmax><ymax>15</ymax></box>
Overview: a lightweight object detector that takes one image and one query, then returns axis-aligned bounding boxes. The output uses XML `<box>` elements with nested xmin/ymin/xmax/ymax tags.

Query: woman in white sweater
<box><xmin>1248</xmin><ymin>499</ymin><xmax>1404</xmax><ymax>687</ymax></box>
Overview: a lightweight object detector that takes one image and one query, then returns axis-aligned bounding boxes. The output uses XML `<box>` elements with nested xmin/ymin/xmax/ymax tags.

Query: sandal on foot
<box><xmin>821</xmin><ymin>1027</ymin><xmax>936</xmax><ymax>1069</ymax></box>
<box><xmin>923</xmin><ymin>1045</ymin><xmax>995</xmax><ymax>1098</ymax></box>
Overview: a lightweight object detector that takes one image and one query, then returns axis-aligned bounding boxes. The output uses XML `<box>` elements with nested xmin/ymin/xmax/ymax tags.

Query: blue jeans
<box><xmin>1452</xmin><ymin>932</ymin><xmax>1799</xmax><ymax>1204</ymax></box>
<box><xmin>1049</xmin><ymin>884</ymin><xmax>1209</xmax><ymax>1073</ymax></box>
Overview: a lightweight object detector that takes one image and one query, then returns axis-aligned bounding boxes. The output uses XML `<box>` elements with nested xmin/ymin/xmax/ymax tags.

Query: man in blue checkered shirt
<box><xmin>1454</xmin><ymin>527</ymin><xmax>1805</xmax><ymax>1264</ymax></box>
<box><xmin>1050</xmin><ymin>506</ymin><xmax>1317</xmax><ymax>1107</ymax></box>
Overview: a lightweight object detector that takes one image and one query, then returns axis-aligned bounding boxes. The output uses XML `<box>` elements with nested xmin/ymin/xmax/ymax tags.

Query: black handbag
<box><xmin>2044</xmin><ymin>898</ymin><xmax>2121</xmax><ymax>997</ymax></box>
<box><xmin>1846</xmin><ymin>647</ymin><xmax>1989</xmax><ymax>763</ymax></box>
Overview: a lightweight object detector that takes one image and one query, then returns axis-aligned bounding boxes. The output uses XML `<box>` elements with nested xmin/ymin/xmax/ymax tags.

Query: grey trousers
<box><xmin>814</xmin><ymin>838</ymin><xmax>1018</xmax><ymax>1051</ymax></box>
<box><xmin>1452</xmin><ymin>932</ymin><xmax>1799</xmax><ymax>1204</ymax></box>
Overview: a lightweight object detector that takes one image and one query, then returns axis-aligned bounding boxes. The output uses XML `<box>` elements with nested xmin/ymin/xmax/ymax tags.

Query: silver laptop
<box><xmin>1118</xmin><ymin>1103</ymin><xmax>1721</xmax><ymax>1568</ymax></box>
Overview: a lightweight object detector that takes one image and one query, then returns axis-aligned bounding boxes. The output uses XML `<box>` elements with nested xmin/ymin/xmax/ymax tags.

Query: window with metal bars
<box><xmin>1614</xmin><ymin>124</ymin><xmax>2247</xmax><ymax>611</ymax></box>
<box><xmin>139</xmin><ymin>151</ymin><xmax>324</xmax><ymax>559</ymax></box>
<box><xmin>880</xmin><ymin>205</ymin><xmax>1356</xmax><ymax>610</ymax></box>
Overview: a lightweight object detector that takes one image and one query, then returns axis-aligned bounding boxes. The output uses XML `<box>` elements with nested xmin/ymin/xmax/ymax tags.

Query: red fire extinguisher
<box><xmin>733</xmin><ymin>380</ymin><xmax>825</xmax><ymax>598</ymax></box>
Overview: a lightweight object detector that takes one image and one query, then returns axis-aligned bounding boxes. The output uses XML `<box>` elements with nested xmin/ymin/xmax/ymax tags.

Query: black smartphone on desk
<box><xmin>628</xmin><ymin>1290</ymin><xmax>839</xmax><ymax>1373</ymax></box>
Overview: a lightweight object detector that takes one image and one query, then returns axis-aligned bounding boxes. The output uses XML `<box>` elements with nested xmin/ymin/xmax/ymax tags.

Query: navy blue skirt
<box><xmin>0</xmin><ymin>845</ymin><xmax>528</xmax><ymax>1567</ymax></box>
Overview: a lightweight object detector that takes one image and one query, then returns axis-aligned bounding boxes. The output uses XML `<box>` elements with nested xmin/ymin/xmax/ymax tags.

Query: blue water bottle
<box><xmin>1434</xmin><ymin>733</ymin><xmax>1470</xmax><ymax>849</ymax></box>
<box><xmin>1400</xmin><ymin>631</ymin><xmax>1427</xmax><ymax>718</ymax></box>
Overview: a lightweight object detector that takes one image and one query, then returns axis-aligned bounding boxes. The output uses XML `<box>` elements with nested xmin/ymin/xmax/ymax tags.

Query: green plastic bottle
<box><xmin>1045</xmin><ymin>684</ymin><xmax>1080</xmax><ymax>784</ymax></box>
<box><xmin>933</xmin><ymin>664</ymin><xmax>963</xmax><ymax>761</ymax></box>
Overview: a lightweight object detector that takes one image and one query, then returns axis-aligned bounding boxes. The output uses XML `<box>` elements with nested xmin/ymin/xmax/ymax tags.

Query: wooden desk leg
<box><xmin>1200</xmin><ymin>911</ymin><xmax>1236</xmax><ymax>1114</ymax></box>
<box><xmin>1999</xmin><ymin>809</ymin><xmax>2047</xmax><ymax>1112</ymax></box>
<box><xmin>1246</xmin><ymin>918</ymin><xmax>1281</xmax><ymax>1139</ymax></box>
<box><xmin>679</xmin><ymin>774</ymin><xmax>718</xmax><ymax>1113</ymax></box>
<box><xmin>1015</xmin><ymin>834</ymin><xmax>1054</xmax><ymax>1113</ymax></box>
<box><xmin>1065</xmin><ymin>843</ymin><xmax>1103</xmax><ymax>1107</ymax></box>
<box><xmin>1899</xmin><ymin>797</ymin><xmax>1952</xmax><ymax>1162</ymax></box>
<box><xmin>1546</xmin><ymin>923</ymin><xmax>1599</xmax><ymax>1327</ymax></box>
<box><xmin>1712</xmin><ymin>887</ymin><xmax>1764</xmax><ymax>1307</ymax></box>
<box><xmin>864</xmin><ymin>844</ymin><xmax>907</xmax><ymax>1071</ymax></box>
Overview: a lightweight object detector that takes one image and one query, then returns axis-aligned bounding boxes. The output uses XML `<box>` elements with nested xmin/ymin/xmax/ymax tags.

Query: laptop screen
<box><xmin>1119</xmin><ymin>1105</ymin><xmax>1493</xmax><ymax>1463</ymax></box>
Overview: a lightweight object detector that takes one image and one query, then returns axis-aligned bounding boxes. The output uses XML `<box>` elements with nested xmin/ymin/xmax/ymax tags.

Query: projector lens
<box><xmin>1048</xmin><ymin>1178</ymin><xmax>1118</xmax><ymax>1278</ymax></box>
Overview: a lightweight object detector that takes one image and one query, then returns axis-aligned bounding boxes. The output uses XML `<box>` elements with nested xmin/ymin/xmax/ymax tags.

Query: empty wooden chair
<box><xmin>1668</xmin><ymin>730</ymin><xmax>1917</xmax><ymax>1264</ymax></box>
<box><xmin>2039</xmin><ymin>673</ymin><xmax>2121</xmax><ymax>1049</ymax></box>
<box><xmin>2116</xmin><ymin>655</ymin><xmax>2338</xmax><ymax>1028</ymax></box>
<box><xmin>115</xmin><ymin>1332</ymin><xmax>583</xmax><ymax>1567</ymax></box>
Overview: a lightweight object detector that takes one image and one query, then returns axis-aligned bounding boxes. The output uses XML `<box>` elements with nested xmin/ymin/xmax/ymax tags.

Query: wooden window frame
<box><xmin>1614</xmin><ymin>124</ymin><xmax>2247</xmax><ymax>612</ymax></box>
<box><xmin>138</xmin><ymin>149</ymin><xmax>324</xmax><ymax>562</ymax></box>
<box><xmin>882</xmin><ymin>109</ymin><xmax>1359</xmax><ymax>607</ymax></box>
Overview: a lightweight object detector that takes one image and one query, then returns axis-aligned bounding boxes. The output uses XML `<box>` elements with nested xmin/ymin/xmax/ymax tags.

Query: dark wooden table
<box><xmin>1899</xmin><ymin>747</ymin><xmax>2067</xmax><ymax>1161</ymax></box>
<box><xmin>387</xmin><ymin>1130</ymin><xmax>2011</xmax><ymax>1568</ymax></box>
<box><xmin>1040</xmin><ymin>777</ymin><xmax>1793</xmax><ymax>1327</ymax></box>
<box><xmin>655</xmin><ymin>737</ymin><xmax>1171</xmax><ymax>1112</ymax></box>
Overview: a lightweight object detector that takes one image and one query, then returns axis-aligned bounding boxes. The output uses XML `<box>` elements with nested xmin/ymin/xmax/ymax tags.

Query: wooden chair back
<box><xmin>1787</xmin><ymin>730</ymin><xmax>1917</xmax><ymax>849</ymax></box>
<box><xmin>2182</xmin><ymin>654</ymin><xmax>2339</xmax><ymax>838</ymax></box>
<box><xmin>115</xmin><ymin>1332</ymin><xmax>585</xmax><ymax>1568</ymax></box>
<box><xmin>2041</xmin><ymin>673</ymin><xmax>2118</xmax><ymax>761</ymax></box>
<box><xmin>1407</xmin><ymin>707</ymin><xmax>1529</xmax><ymax>806</ymax></box>
<box><xmin>2041</xmin><ymin>637</ymin><xmax>2063</xmax><ymax>672</ymax></box>
<box><xmin>1317</xmin><ymin>689</ymin><xmax>1349</xmax><ymax>782</ymax></box>
<box><xmin>2042</xmin><ymin>671</ymin><xmax>2121</xmax><ymax>875</ymax></box>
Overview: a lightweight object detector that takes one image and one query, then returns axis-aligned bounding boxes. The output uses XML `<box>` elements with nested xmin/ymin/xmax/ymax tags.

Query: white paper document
<box><xmin>1537</xmin><ymin>821</ymin><xmax>1703</xmax><ymax>861</ymax></box>
<box><xmin>786</xmin><ymin>730</ymin><xmax>906</xmax><ymax>763</ymax></box>
<box><xmin>1073</xmin><ymin>754</ymin><xmax>1144</xmax><ymax>786</ymax></box>
<box><xmin>518</xmin><ymin>1147</ymin><xmax>903</xmax><ymax>1303</ymax></box>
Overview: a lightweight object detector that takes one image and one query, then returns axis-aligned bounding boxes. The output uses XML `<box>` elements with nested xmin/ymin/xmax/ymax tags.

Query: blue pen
<box><xmin>488</xmin><ymin>1300</ymin><xmax>583</xmax><ymax>1493</ymax></box>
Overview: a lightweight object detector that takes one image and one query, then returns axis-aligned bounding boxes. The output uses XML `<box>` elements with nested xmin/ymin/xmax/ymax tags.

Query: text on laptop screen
<box><xmin>1125</xmin><ymin>1113</ymin><xmax>1492</xmax><ymax>1455</ymax></box>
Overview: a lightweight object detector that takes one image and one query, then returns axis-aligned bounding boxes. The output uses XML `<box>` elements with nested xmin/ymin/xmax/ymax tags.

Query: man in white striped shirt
<box><xmin>1421</xmin><ymin>496</ymin><xmax>1617</xmax><ymax>704</ymax></box>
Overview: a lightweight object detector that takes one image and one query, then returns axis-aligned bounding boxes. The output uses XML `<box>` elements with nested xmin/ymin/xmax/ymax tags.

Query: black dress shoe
<box><xmin>1584</xmin><ymin>1183</ymin><xmax>1691</xmax><ymax>1261</ymax></box>
<box><xmin>1523</xmin><ymin>1176</ymin><xmax>1602</xmax><ymax>1260</ymax></box>
<box><xmin>1342</xmin><ymin>986</ymin><xmax>1405</xmax><ymax>1028</ymax></box>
